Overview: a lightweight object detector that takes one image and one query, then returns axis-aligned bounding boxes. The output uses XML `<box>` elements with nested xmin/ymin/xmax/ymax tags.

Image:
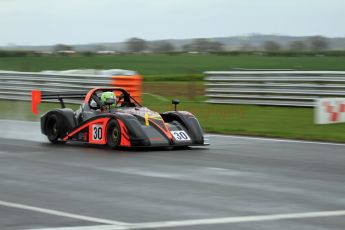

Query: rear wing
<box><xmin>31</xmin><ymin>90</ymin><xmax>87</xmax><ymax>115</ymax></box>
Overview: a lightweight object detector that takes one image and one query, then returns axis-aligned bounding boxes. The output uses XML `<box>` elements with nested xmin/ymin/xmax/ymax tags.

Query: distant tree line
<box><xmin>3</xmin><ymin>36</ymin><xmax>334</xmax><ymax>55</ymax></box>
<box><xmin>182</xmin><ymin>39</ymin><xmax>224</xmax><ymax>53</ymax></box>
<box><xmin>124</xmin><ymin>36</ymin><xmax>331</xmax><ymax>53</ymax></box>
<box><xmin>0</xmin><ymin>35</ymin><xmax>341</xmax><ymax>57</ymax></box>
<box><xmin>262</xmin><ymin>36</ymin><xmax>329</xmax><ymax>52</ymax></box>
<box><xmin>124</xmin><ymin>37</ymin><xmax>224</xmax><ymax>53</ymax></box>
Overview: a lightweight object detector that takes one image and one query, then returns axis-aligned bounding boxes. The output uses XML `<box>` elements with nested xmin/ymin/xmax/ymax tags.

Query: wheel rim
<box><xmin>112</xmin><ymin>127</ymin><xmax>119</xmax><ymax>143</ymax></box>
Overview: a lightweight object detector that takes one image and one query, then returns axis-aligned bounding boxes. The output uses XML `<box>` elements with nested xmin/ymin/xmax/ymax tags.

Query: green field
<box><xmin>1</xmin><ymin>54</ymin><xmax>345</xmax><ymax>81</ymax></box>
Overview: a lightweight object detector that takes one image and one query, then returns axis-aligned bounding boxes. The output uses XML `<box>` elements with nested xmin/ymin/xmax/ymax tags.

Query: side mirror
<box><xmin>172</xmin><ymin>99</ymin><xmax>180</xmax><ymax>111</ymax></box>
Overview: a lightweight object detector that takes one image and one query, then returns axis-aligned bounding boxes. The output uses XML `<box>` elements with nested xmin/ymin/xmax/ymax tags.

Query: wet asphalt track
<box><xmin>0</xmin><ymin>120</ymin><xmax>345</xmax><ymax>230</ymax></box>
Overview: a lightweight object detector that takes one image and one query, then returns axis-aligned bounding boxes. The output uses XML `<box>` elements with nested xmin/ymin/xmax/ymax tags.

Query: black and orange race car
<box><xmin>34</xmin><ymin>87</ymin><xmax>207</xmax><ymax>148</ymax></box>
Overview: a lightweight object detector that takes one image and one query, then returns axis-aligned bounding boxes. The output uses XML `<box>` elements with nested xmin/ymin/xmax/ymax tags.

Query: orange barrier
<box><xmin>31</xmin><ymin>90</ymin><xmax>41</xmax><ymax>115</ymax></box>
<box><xmin>111</xmin><ymin>75</ymin><xmax>143</xmax><ymax>102</ymax></box>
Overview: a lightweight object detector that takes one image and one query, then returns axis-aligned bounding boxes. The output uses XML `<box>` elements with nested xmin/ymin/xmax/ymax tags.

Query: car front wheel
<box><xmin>46</xmin><ymin>114</ymin><xmax>61</xmax><ymax>143</ymax></box>
<box><xmin>106</xmin><ymin>119</ymin><xmax>121</xmax><ymax>149</ymax></box>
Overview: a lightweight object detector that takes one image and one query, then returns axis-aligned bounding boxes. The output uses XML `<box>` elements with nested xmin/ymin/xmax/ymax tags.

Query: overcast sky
<box><xmin>0</xmin><ymin>0</ymin><xmax>344</xmax><ymax>46</ymax></box>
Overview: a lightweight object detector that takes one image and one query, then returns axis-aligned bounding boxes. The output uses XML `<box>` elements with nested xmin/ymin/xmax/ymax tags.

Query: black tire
<box><xmin>46</xmin><ymin>114</ymin><xmax>62</xmax><ymax>143</ymax></box>
<box><xmin>106</xmin><ymin>119</ymin><xmax>121</xmax><ymax>149</ymax></box>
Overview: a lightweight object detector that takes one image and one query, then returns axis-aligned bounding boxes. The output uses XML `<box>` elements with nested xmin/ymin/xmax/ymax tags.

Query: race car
<box><xmin>34</xmin><ymin>87</ymin><xmax>207</xmax><ymax>148</ymax></box>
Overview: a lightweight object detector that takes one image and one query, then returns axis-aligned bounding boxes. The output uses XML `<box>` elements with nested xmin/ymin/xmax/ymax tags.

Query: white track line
<box><xmin>0</xmin><ymin>200</ymin><xmax>128</xmax><ymax>226</ymax></box>
<box><xmin>129</xmin><ymin>210</ymin><xmax>345</xmax><ymax>229</ymax></box>
<box><xmin>26</xmin><ymin>225</ymin><xmax>126</xmax><ymax>230</ymax></box>
<box><xmin>28</xmin><ymin>210</ymin><xmax>345</xmax><ymax>230</ymax></box>
<box><xmin>207</xmin><ymin>134</ymin><xmax>345</xmax><ymax>146</ymax></box>
<box><xmin>26</xmin><ymin>225</ymin><xmax>125</xmax><ymax>230</ymax></box>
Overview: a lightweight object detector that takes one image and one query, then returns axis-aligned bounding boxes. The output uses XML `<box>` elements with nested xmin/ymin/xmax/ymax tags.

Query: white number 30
<box><xmin>171</xmin><ymin>131</ymin><xmax>191</xmax><ymax>141</ymax></box>
<box><xmin>92</xmin><ymin>124</ymin><xmax>103</xmax><ymax>140</ymax></box>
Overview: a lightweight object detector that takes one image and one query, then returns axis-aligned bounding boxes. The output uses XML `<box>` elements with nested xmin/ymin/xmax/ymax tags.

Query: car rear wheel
<box><xmin>106</xmin><ymin>119</ymin><xmax>121</xmax><ymax>149</ymax></box>
<box><xmin>46</xmin><ymin>114</ymin><xmax>62</xmax><ymax>143</ymax></box>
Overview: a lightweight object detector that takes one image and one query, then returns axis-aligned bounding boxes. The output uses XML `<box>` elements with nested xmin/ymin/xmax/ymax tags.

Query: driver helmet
<box><xmin>100</xmin><ymin>91</ymin><xmax>116</xmax><ymax>107</ymax></box>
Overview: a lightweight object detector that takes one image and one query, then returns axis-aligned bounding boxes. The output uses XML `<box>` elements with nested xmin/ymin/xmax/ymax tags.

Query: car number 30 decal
<box><xmin>170</xmin><ymin>131</ymin><xmax>191</xmax><ymax>141</ymax></box>
<box><xmin>92</xmin><ymin>124</ymin><xmax>103</xmax><ymax>140</ymax></box>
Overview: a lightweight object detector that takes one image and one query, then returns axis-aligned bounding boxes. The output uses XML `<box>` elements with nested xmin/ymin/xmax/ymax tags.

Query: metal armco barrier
<box><xmin>205</xmin><ymin>71</ymin><xmax>345</xmax><ymax>107</ymax></box>
<box><xmin>0</xmin><ymin>70</ymin><xmax>143</xmax><ymax>103</ymax></box>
